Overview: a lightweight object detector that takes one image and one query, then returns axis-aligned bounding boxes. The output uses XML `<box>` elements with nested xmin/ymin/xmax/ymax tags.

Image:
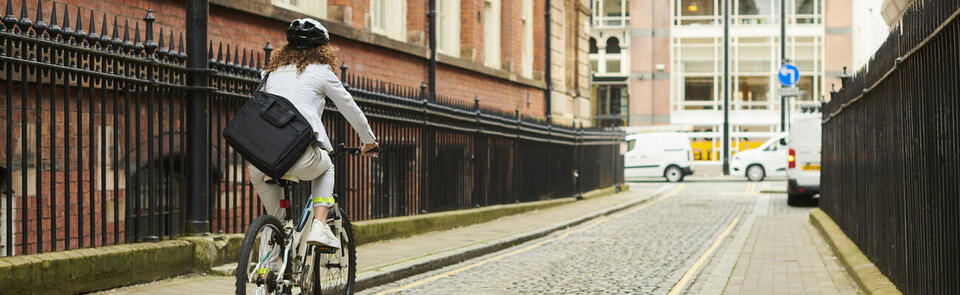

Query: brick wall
<box><xmin>22</xmin><ymin>0</ymin><xmax>553</xmax><ymax>118</ymax></box>
<box><xmin>460</xmin><ymin>0</ymin><xmax>482</xmax><ymax>64</ymax></box>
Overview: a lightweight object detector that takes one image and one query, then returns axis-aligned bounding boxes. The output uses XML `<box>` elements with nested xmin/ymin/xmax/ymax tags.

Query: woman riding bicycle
<box><xmin>248</xmin><ymin>17</ymin><xmax>378</xmax><ymax>254</ymax></box>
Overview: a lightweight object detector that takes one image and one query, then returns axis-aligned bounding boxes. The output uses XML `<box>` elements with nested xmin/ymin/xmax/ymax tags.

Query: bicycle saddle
<box><xmin>263</xmin><ymin>175</ymin><xmax>301</xmax><ymax>186</ymax></box>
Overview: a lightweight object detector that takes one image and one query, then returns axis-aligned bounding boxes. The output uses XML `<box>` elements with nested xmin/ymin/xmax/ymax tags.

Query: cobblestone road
<box><xmin>360</xmin><ymin>180</ymin><xmax>799</xmax><ymax>295</ymax></box>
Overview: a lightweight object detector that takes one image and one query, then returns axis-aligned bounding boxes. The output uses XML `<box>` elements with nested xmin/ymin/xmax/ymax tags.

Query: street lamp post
<box><xmin>780</xmin><ymin>0</ymin><xmax>788</xmax><ymax>132</ymax></box>
<box><xmin>722</xmin><ymin>0</ymin><xmax>730</xmax><ymax>175</ymax></box>
<box><xmin>185</xmin><ymin>0</ymin><xmax>210</xmax><ymax>235</ymax></box>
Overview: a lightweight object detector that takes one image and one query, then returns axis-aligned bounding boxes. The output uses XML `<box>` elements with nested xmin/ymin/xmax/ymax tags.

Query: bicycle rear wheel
<box><xmin>310</xmin><ymin>206</ymin><xmax>357</xmax><ymax>294</ymax></box>
<box><xmin>236</xmin><ymin>215</ymin><xmax>287</xmax><ymax>295</ymax></box>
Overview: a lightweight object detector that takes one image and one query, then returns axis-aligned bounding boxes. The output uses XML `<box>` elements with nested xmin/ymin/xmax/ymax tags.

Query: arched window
<box><xmin>605</xmin><ymin>37</ymin><xmax>620</xmax><ymax>54</ymax></box>
<box><xmin>589</xmin><ymin>37</ymin><xmax>598</xmax><ymax>54</ymax></box>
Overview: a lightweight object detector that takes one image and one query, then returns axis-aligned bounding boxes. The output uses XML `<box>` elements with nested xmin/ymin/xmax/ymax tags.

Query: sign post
<box><xmin>778</xmin><ymin>63</ymin><xmax>800</xmax><ymax>132</ymax></box>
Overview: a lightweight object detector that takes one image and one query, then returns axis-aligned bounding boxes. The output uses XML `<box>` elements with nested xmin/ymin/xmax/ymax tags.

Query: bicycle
<box><xmin>235</xmin><ymin>144</ymin><xmax>370</xmax><ymax>295</ymax></box>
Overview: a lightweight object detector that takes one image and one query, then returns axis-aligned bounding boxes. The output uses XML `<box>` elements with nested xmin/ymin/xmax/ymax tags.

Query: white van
<box><xmin>786</xmin><ymin>115</ymin><xmax>822</xmax><ymax>205</ymax></box>
<box><xmin>731</xmin><ymin>134</ymin><xmax>788</xmax><ymax>181</ymax></box>
<box><xmin>624</xmin><ymin>133</ymin><xmax>694</xmax><ymax>182</ymax></box>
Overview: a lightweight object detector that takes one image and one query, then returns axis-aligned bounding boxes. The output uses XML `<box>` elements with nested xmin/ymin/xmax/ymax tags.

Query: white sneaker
<box><xmin>306</xmin><ymin>220</ymin><xmax>341</xmax><ymax>249</ymax></box>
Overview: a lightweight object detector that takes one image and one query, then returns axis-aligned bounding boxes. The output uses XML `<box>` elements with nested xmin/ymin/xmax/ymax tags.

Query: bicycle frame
<box><xmin>244</xmin><ymin>143</ymin><xmax>364</xmax><ymax>293</ymax></box>
<box><xmin>244</xmin><ymin>197</ymin><xmax>317</xmax><ymax>286</ymax></box>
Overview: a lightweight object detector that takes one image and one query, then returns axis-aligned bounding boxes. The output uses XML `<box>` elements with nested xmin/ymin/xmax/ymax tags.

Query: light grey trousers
<box><xmin>248</xmin><ymin>144</ymin><xmax>335</xmax><ymax>271</ymax></box>
<box><xmin>248</xmin><ymin>143</ymin><xmax>337</xmax><ymax>220</ymax></box>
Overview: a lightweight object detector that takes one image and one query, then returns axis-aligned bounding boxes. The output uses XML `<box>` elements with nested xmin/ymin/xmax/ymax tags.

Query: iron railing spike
<box><xmin>2</xmin><ymin>0</ymin><xmax>15</xmax><ymax>31</ymax></box>
<box><xmin>133</xmin><ymin>21</ymin><xmax>144</xmax><ymax>54</ymax></box>
<box><xmin>86</xmin><ymin>9</ymin><xmax>96</xmax><ymax>39</ymax></box>
<box><xmin>233</xmin><ymin>45</ymin><xmax>239</xmax><ymax>70</ymax></box>
<box><xmin>61</xmin><ymin>3</ymin><xmax>73</xmax><ymax>43</ymax></box>
<box><xmin>99</xmin><ymin>13</ymin><xmax>109</xmax><ymax>44</ymax></box>
<box><xmin>207</xmin><ymin>40</ymin><xmax>214</xmax><ymax>62</ymax></box>
<box><xmin>33</xmin><ymin>0</ymin><xmax>46</xmax><ymax>36</ymax></box>
<box><xmin>48</xmin><ymin>2</ymin><xmax>60</xmax><ymax>40</ymax></box>
<box><xmin>263</xmin><ymin>41</ymin><xmax>272</xmax><ymax>65</ymax></box>
<box><xmin>48</xmin><ymin>1</ymin><xmax>57</xmax><ymax>26</ymax></box>
<box><xmin>17</xmin><ymin>0</ymin><xmax>30</xmax><ymax>30</ymax></box>
<box><xmin>167</xmin><ymin>29</ymin><xmax>175</xmax><ymax>53</ymax></box>
<box><xmin>143</xmin><ymin>9</ymin><xmax>156</xmax><ymax>54</ymax></box>
<box><xmin>123</xmin><ymin>19</ymin><xmax>133</xmax><ymax>42</ymax></box>
<box><xmin>156</xmin><ymin>27</ymin><xmax>166</xmax><ymax>57</ymax></box>
<box><xmin>242</xmin><ymin>48</ymin><xmax>250</xmax><ymax>72</ymax></box>
<box><xmin>73</xmin><ymin>6</ymin><xmax>84</xmax><ymax>40</ymax></box>
<box><xmin>241</xmin><ymin>48</ymin><xmax>248</xmax><ymax>71</ymax></box>
<box><xmin>224</xmin><ymin>43</ymin><xmax>232</xmax><ymax>67</ymax></box>
<box><xmin>60</xmin><ymin>2</ymin><xmax>69</xmax><ymax>28</ymax></box>
<box><xmin>110</xmin><ymin>16</ymin><xmax>122</xmax><ymax>49</ymax></box>
<box><xmin>176</xmin><ymin>31</ymin><xmax>185</xmax><ymax>60</ymax></box>
<box><xmin>256</xmin><ymin>52</ymin><xmax>261</xmax><ymax>70</ymax></box>
<box><xmin>216</xmin><ymin>41</ymin><xmax>223</xmax><ymax>65</ymax></box>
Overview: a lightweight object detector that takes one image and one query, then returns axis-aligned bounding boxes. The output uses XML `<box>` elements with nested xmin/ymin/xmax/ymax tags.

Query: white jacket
<box><xmin>261</xmin><ymin>64</ymin><xmax>377</xmax><ymax>151</ymax></box>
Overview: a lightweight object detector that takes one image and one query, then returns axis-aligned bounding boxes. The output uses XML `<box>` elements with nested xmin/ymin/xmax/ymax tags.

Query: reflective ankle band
<box><xmin>312</xmin><ymin>196</ymin><xmax>335</xmax><ymax>205</ymax></box>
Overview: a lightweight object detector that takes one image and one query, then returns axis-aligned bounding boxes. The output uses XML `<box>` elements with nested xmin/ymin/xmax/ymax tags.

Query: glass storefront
<box><xmin>594</xmin><ymin>84</ymin><xmax>629</xmax><ymax>127</ymax></box>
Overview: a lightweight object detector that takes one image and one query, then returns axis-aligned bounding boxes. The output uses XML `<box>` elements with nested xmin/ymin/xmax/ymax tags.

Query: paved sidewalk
<box><xmin>721</xmin><ymin>196</ymin><xmax>859</xmax><ymax>295</ymax></box>
<box><xmin>94</xmin><ymin>184</ymin><xmax>666</xmax><ymax>294</ymax></box>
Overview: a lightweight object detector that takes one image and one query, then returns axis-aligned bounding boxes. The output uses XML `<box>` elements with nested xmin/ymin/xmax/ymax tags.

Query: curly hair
<box><xmin>263</xmin><ymin>44</ymin><xmax>340</xmax><ymax>75</ymax></box>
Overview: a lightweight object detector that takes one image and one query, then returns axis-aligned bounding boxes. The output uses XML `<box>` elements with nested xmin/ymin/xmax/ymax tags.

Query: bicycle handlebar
<box><xmin>328</xmin><ymin>143</ymin><xmax>380</xmax><ymax>158</ymax></box>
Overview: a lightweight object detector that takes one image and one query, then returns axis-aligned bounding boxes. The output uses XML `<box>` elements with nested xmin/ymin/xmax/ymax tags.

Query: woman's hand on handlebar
<box><xmin>361</xmin><ymin>142</ymin><xmax>380</xmax><ymax>158</ymax></box>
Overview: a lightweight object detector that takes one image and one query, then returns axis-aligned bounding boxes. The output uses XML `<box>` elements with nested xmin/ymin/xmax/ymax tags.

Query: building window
<box><xmin>604</xmin><ymin>37</ymin><xmax>622</xmax><ymax>73</ymax></box>
<box><xmin>736</xmin><ymin>76</ymin><xmax>770</xmax><ymax>109</ymax></box>
<box><xmin>273</xmin><ymin>0</ymin><xmax>327</xmax><ymax>19</ymax></box>
<box><xmin>483</xmin><ymin>0</ymin><xmax>502</xmax><ymax>69</ymax></box>
<box><xmin>736</xmin><ymin>37</ymin><xmax>773</xmax><ymax>74</ymax></box>
<box><xmin>676</xmin><ymin>0</ymin><xmax>718</xmax><ymax>25</ymax></box>
<box><xmin>605</xmin><ymin>37</ymin><xmax>621</xmax><ymax>54</ymax></box>
<box><xmin>792</xmin><ymin>0</ymin><xmax>821</xmax><ymax>24</ymax></box>
<box><xmin>437</xmin><ymin>0</ymin><xmax>460</xmax><ymax>56</ymax></box>
<box><xmin>682</xmin><ymin>76</ymin><xmax>715</xmax><ymax>110</ymax></box>
<box><xmin>590</xmin><ymin>36</ymin><xmax>627</xmax><ymax>75</ymax></box>
<box><xmin>736</xmin><ymin>0</ymin><xmax>774</xmax><ymax>24</ymax></box>
<box><xmin>787</xmin><ymin>36</ymin><xmax>822</xmax><ymax>101</ymax></box>
<box><xmin>592</xmin><ymin>0</ymin><xmax>629</xmax><ymax>27</ymax></box>
<box><xmin>521</xmin><ymin>0</ymin><xmax>534</xmax><ymax>78</ymax></box>
<box><xmin>676</xmin><ymin>38</ymin><xmax>718</xmax><ymax>74</ymax></box>
<box><xmin>594</xmin><ymin>85</ymin><xmax>629</xmax><ymax>127</ymax></box>
<box><xmin>371</xmin><ymin>0</ymin><xmax>406</xmax><ymax>41</ymax></box>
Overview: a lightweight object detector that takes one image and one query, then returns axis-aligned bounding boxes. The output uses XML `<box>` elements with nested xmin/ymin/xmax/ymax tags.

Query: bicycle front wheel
<box><xmin>309</xmin><ymin>207</ymin><xmax>357</xmax><ymax>294</ymax></box>
<box><xmin>236</xmin><ymin>215</ymin><xmax>287</xmax><ymax>295</ymax></box>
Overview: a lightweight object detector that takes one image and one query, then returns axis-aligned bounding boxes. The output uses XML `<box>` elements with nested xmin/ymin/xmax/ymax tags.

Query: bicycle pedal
<box><xmin>315</xmin><ymin>246</ymin><xmax>338</xmax><ymax>254</ymax></box>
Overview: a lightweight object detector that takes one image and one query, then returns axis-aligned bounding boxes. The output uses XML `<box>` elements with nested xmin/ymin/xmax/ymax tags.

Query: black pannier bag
<box><xmin>223</xmin><ymin>74</ymin><xmax>316</xmax><ymax>180</ymax></box>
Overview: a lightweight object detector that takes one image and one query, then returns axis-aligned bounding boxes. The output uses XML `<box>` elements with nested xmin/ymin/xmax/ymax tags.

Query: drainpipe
<box><xmin>428</xmin><ymin>0</ymin><xmax>437</xmax><ymax>101</ymax></box>
<box><xmin>544</xmin><ymin>0</ymin><xmax>552</xmax><ymax>123</ymax></box>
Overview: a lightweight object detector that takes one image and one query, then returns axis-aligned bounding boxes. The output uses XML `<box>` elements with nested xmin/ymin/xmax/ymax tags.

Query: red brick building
<box><xmin>18</xmin><ymin>0</ymin><xmax>594</xmax><ymax>124</ymax></box>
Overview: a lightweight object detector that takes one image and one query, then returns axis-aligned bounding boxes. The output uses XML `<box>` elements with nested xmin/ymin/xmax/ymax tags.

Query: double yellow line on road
<box><xmin>372</xmin><ymin>184</ymin><xmax>687</xmax><ymax>295</ymax></box>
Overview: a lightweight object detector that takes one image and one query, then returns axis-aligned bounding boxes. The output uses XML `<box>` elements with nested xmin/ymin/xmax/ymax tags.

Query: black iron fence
<box><xmin>0</xmin><ymin>1</ymin><xmax>624</xmax><ymax>256</ymax></box>
<box><xmin>820</xmin><ymin>0</ymin><xmax>960</xmax><ymax>294</ymax></box>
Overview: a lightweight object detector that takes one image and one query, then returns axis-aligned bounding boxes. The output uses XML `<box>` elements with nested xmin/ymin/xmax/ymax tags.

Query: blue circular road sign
<box><xmin>778</xmin><ymin>64</ymin><xmax>800</xmax><ymax>86</ymax></box>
